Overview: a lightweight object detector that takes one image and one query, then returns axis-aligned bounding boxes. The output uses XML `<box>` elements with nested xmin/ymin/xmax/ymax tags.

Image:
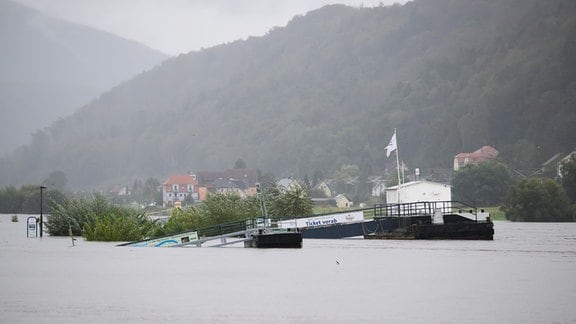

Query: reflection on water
<box><xmin>1</xmin><ymin>215</ymin><xmax>575</xmax><ymax>323</ymax></box>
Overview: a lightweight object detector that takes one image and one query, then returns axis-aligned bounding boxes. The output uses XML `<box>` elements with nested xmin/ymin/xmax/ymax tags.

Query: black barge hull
<box><xmin>245</xmin><ymin>231</ymin><xmax>303</xmax><ymax>248</ymax></box>
<box><xmin>364</xmin><ymin>216</ymin><xmax>494</xmax><ymax>240</ymax></box>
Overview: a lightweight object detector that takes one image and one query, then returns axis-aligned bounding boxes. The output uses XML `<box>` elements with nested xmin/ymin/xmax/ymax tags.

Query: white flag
<box><xmin>385</xmin><ymin>131</ymin><xmax>397</xmax><ymax>157</ymax></box>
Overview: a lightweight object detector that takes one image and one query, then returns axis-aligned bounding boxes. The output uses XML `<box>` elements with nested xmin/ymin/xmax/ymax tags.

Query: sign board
<box><xmin>277</xmin><ymin>211</ymin><xmax>364</xmax><ymax>229</ymax></box>
<box><xmin>27</xmin><ymin>217</ymin><xmax>38</xmax><ymax>238</ymax></box>
<box><xmin>126</xmin><ymin>231</ymin><xmax>199</xmax><ymax>247</ymax></box>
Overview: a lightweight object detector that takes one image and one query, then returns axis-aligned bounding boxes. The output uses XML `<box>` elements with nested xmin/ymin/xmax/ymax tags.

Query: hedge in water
<box><xmin>502</xmin><ymin>178</ymin><xmax>574</xmax><ymax>222</ymax></box>
<box><xmin>46</xmin><ymin>193</ymin><xmax>158</xmax><ymax>241</ymax></box>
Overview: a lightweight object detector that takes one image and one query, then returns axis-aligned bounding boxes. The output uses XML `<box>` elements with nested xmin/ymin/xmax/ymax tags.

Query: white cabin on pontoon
<box><xmin>385</xmin><ymin>180</ymin><xmax>451</xmax><ymax>204</ymax></box>
<box><xmin>385</xmin><ymin>181</ymin><xmax>489</xmax><ymax>222</ymax></box>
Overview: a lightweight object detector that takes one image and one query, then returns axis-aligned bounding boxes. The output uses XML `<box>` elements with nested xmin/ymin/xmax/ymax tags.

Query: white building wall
<box><xmin>386</xmin><ymin>181</ymin><xmax>451</xmax><ymax>204</ymax></box>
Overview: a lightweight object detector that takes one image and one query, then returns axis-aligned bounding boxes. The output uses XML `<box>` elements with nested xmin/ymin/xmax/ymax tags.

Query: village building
<box><xmin>453</xmin><ymin>145</ymin><xmax>499</xmax><ymax>171</ymax></box>
<box><xmin>196</xmin><ymin>168</ymin><xmax>258</xmax><ymax>200</ymax></box>
<box><xmin>277</xmin><ymin>178</ymin><xmax>302</xmax><ymax>192</ymax></box>
<box><xmin>334</xmin><ymin>194</ymin><xmax>353</xmax><ymax>208</ymax></box>
<box><xmin>109</xmin><ymin>185</ymin><xmax>129</xmax><ymax>197</ymax></box>
<box><xmin>214</xmin><ymin>178</ymin><xmax>248</xmax><ymax>198</ymax></box>
<box><xmin>558</xmin><ymin>150</ymin><xmax>576</xmax><ymax>178</ymax></box>
<box><xmin>162</xmin><ymin>174</ymin><xmax>199</xmax><ymax>207</ymax></box>
<box><xmin>312</xmin><ymin>181</ymin><xmax>332</xmax><ymax>197</ymax></box>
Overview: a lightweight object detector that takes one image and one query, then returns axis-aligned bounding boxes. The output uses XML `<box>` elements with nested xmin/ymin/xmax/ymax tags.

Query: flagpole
<box><xmin>394</xmin><ymin>129</ymin><xmax>401</xmax><ymax>203</ymax></box>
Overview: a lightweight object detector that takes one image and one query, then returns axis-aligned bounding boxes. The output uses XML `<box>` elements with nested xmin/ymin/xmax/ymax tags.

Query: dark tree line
<box><xmin>0</xmin><ymin>185</ymin><xmax>66</xmax><ymax>214</ymax></box>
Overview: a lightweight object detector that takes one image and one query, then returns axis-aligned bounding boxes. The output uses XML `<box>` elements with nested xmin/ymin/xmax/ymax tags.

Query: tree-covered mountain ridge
<box><xmin>1</xmin><ymin>0</ymin><xmax>574</xmax><ymax>189</ymax></box>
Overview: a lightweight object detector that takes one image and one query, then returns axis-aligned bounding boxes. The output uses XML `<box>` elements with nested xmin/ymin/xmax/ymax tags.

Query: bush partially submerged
<box><xmin>45</xmin><ymin>189</ymin><xmax>314</xmax><ymax>242</ymax></box>
<box><xmin>46</xmin><ymin>193</ymin><xmax>158</xmax><ymax>241</ymax></box>
<box><xmin>83</xmin><ymin>211</ymin><xmax>156</xmax><ymax>241</ymax></box>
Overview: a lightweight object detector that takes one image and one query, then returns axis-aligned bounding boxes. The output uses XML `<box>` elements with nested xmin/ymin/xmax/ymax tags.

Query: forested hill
<box><xmin>1</xmin><ymin>0</ymin><xmax>575</xmax><ymax>189</ymax></box>
<box><xmin>0</xmin><ymin>0</ymin><xmax>167</xmax><ymax>153</ymax></box>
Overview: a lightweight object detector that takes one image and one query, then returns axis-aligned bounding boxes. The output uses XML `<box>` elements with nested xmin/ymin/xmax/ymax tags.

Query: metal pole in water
<box><xmin>256</xmin><ymin>183</ymin><xmax>268</xmax><ymax>227</ymax></box>
<box><xmin>68</xmin><ymin>221</ymin><xmax>75</xmax><ymax>246</ymax></box>
<box><xmin>40</xmin><ymin>185</ymin><xmax>46</xmax><ymax>238</ymax></box>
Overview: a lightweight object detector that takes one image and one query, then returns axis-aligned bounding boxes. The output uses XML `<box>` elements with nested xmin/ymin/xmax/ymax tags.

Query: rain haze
<box><xmin>13</xmin><ymin>0</ymin><xmax>409</xmax><ymax>55</ymax></box>
<box><xmin>3</xmin><ymin>0</ymin><xmax>571</xmax><ymax>190</ymax></box>
<box><xmin>1</xmin><ymin>0</ymin><xmax>407</xmax><ymax>155</ymax></box>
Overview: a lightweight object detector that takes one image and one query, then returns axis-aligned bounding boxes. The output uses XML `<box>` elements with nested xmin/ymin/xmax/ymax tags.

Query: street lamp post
<box><xmin>40</xmin><ymin>186</ymin><xmax>46</xmax><ymax>237</ymax></box>
<box><xmin>255</xmin><ymin>183</ymin><xmax>267</xmax><ymax>225</ymax></box>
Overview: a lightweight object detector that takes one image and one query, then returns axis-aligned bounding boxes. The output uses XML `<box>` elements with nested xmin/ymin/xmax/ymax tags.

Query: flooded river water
<box><xmin>1</xmin><ymin>215</ymin><xmax>575</xmax><ymax>323</ymax></box>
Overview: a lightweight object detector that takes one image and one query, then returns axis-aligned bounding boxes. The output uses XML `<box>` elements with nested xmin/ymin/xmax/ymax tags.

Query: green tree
<box><xmin>129</xmin><ymin>177</ymin><xmax>162</xmax><ymax>205</ymax></box>
<box><xmin>0</xmin><ymin>186</ymin><xmax>22</xmax><ymax>213</ymax></box>
<box><xmin>312</xmin><ymin>169</ymin><xmax>324</xmax><ymax>187</ymax></box>
<box><xmin>560</xmin><ymin>155</ymin><xmax>576</xmax><ymax>203</ymax></box>
<box><xmin>0</xmin><ymin>185</ymin><xmax>65</xmax><ymax>214</ymax></box>
<box><xmin>452</xmin><ymin>160</ymin><xmax>514</xmax><ymax>206</ymax></box>
<box><xmin>200</xmin><ymin>192</ymin><xmax>260</xmax><ymax>225</ymax></box>
<box><xmin>143</xmin><ymin>177</ymin><xmax>162</xmax><ymax>205</ymax></box>
<box><xmin>83</xmin><ymin>210</ymin><xmax>155</xmax><ymax>242</ymax></box>
<box><xmin>266</xmin><ymin>183</ymin><xmax>313</xmax><ymax>218</ymax></box>
<box><xmin>154</xmin><ymin>206</ymin><xmax>204</xmax><ymax>236</ymax></box>
<box><xmin>333</xmin><ymin>164</ymin><xmax>359</xmax><ymax>195</ymax></box>
<box><xmin>502</xmin><ymin>178</ymin><xmax>574</xmax><ymax>222</ymax></box>
<box><xmin>499</xmin><ymin>140</ymin><xmax>539</xmax><ymax>171</ymax></box>
<box><xmin>156</xmin><ymin>193</ymin><xmax>262</xmax><ymax>236</ymax></box>
<box><xmin>234</xmin><ymin>158</ymin><xmax>247</xmax><ymax>169</ymax></box>
<box><xmin>46</xmin><ymin>193</ymin><xmax>156</xmax><ymax>239</ymax></box>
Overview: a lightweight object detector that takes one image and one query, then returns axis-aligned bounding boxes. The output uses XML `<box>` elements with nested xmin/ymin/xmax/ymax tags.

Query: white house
<box><xmin>385</xmin><ymin>180</ymin><xmax>451</xmax><ymax>204</ymax></box>
<box><xmin>162</xmin><ymin>174</ymin><xmax>199</xmax><ymax>207</ymax></box>
<box><xmin>277</xmin><ymin>178</ymin><xmax>302</xmax><ymax>192</ymax></box>
<box><xmin>313</xmin><ymin>181</ymin><xmax>332</xmax><ymax>197</ymax></box>
<box><xmin>334</xmin><ymin>194</ymin><xmax>353</xmax><ymax>208</ymax></box>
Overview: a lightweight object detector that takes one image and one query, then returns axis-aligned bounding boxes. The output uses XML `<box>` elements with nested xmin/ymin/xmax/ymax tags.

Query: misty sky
<box><xmin>14</xmin><ymin>0</ymin><xmax>409</xmax><ymax>55</ymax></box>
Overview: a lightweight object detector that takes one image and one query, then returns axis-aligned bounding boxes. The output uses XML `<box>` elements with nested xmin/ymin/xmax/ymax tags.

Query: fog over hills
<box><xmin>0</xmin><ymin>0</ymin><xmax>167</xmax><ymax>153</ymax></box>
<box><xmin>1</xmin><ymin>0</ymin><xmax>574</xmax><ymax>190</ymax></box>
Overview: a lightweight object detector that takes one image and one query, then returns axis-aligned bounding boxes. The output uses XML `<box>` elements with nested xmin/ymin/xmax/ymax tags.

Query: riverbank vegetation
<box><xmin>44</xmin><ymin>184</ymin><xmax>314</xmax><ymax>241</ymax></box>
<box><xmin>4</xmin><ymin>156</ymin><xmax>575</xmax><ymax>242</ymax></box>
<box><xmin>502</xmin><ymin>178</ymin><xmax>574</xmax><ymax>222</ymax></box>
<box><xmin>45</xmin><ymin>193</ymin><xmax>155</xmax><ymax>241</ymax></box>
<box><xmin>453</xmin><ymin>156</ymin><xmax>576</xmax><ymax>222</ymax></box>
<box><xmin>0</xmin><ymin>185</ymin><xmax>66</xmax><ymax>214</ymax></box>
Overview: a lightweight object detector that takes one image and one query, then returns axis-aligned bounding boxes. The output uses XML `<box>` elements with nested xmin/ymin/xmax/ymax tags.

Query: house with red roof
<box><xmin>162</xmin><ymin>174</ymin><xmax>199</xmax><ymax>207</ymax></box>
<box><xmin>453</xmin><ymin>146</ymin><xmax>499</xmax><ymax>171</ymax></box>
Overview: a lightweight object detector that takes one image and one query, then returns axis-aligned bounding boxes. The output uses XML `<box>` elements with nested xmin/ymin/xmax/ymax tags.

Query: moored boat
<box><xmin>278</xmin><ymin>201</ymin><xmax>493</xmax><ymax>240</ymax></box>
<box><xmin>364</xmin><ymin>201</ymin><xmax>494</xmax><ymax>240</ymax></box>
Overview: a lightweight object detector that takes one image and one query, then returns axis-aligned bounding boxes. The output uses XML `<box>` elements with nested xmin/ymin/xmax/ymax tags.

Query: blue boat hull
<box><xmin>300</xmin><ymin>219</ymin><xmax>384</xmax><ymax>239</ymax></box>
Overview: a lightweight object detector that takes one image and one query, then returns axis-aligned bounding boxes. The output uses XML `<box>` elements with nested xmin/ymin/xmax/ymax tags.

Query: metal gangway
<box><xmin>120</xmin><ymin>201</ymin><xmax>485</xmax><ymax>247</ymax></box>
<box><xmin>119</xmin><ymin>217</ymin><xmax>275</xmax><ymax>248</ymax></box>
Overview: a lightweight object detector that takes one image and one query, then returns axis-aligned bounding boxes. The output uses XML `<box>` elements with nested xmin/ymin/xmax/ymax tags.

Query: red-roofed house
<box><xmin>453</xmin><ymin>146</ymin><xmax>499</xmax><ymax>171</ymax></box>
<box><xmin>162</xmin><ymin>174</ymin><xmax>199</xmax><ymax>207</ymax></box>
